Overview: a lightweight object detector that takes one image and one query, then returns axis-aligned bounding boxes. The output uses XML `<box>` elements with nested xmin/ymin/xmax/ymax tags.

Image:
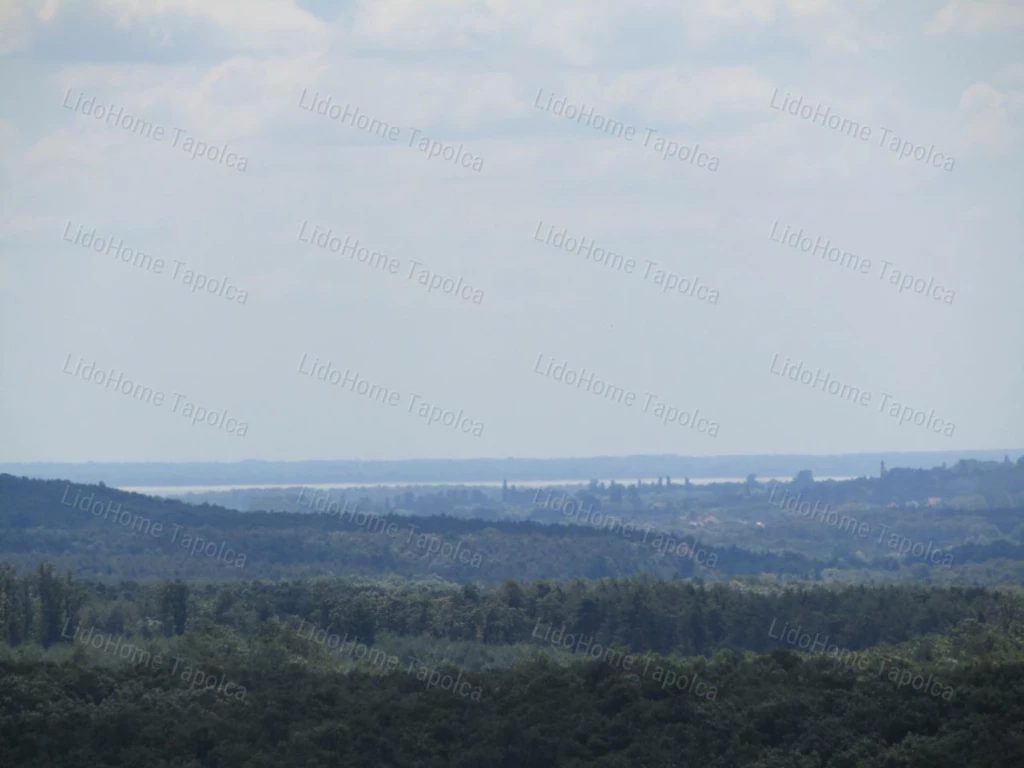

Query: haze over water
<box><xmin>119</xmin><ymin>476</ymin><xmax>858</xmax><ymax>497</ymax></box>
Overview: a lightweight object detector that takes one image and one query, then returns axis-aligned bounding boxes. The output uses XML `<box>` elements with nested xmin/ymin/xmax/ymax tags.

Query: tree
<box><xmin>501</xmin><ymin>581</ymin><xmax>525</xmax><ymax>610</ymax></box>
<box><xmin>36</xmin><ymin>563</ymin><xmax>65</xmax><ymax>648</ymax></box>
<box><xmin>746</xmin><ymin>474</ymin><xmax>758</xmax><ymax>496</ymax></box>
<box><xmin>792</xmin><ymin>470</ymin><xmax>814</xmax><ymax>490</ymax></box>
<box><xmin>159</xmin><ymin>581</ymin><xmax>189</xmax><ymax>636</ymax></box>
<box><xmin>609</xmin><ymin>482</ymin><xmax>623</xmax><ymax>504</ymax></box>
<box><xmin>0</xmin><ymin>565</ymin><xmax>28</xmax><ymax>646</ymax></box>
<box><xmin>574</xmin><ymin>597</ymin><xmax>602</xmax><ymax>637</ymax></box>
<box><xmin>346</xmin><ymin>595</ymin><xmax>377</xmax><ymax>644</ymax></box>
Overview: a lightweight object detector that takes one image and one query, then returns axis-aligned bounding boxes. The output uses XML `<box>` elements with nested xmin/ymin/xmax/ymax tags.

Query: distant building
<box><xmin>927</xmin><ymin>497</ymin><xmax>942</xmax><ymax>507</ymax></box>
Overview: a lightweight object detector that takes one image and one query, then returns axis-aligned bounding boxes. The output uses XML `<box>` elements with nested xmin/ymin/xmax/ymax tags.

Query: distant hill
<box><xmin>3</xmin><ymin>465</ymin><xmax>1024</xmax><ymax>585</ymax></box>
<box><xmin>0</xmin><ymin>474</ymin><xmax>816</xmax><ymax>583</ymax></box>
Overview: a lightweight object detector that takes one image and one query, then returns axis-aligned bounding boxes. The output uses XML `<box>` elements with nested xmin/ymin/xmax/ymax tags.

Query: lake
<box><xmin>118</xmin><ymin>476</ymin><xmax>859</xmax><ymax>497</ymax></box>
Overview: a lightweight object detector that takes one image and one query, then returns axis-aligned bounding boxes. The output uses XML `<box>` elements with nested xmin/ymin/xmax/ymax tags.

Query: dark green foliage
<box><xmin>10</xmin><ymin>568</ymin><xmax>1022</xmax><ymax>658</ymax></box>
<box><xmin>1</xmin><ymin>645</ymin><xmax>1023</xmax><ymax>767</ymax></box>
<box><xmin>3</xmin><ymin>463</ymin><xmax>1024</xmax><ymax>765</ymax></box>
<box><xmin>2</xmin><ymin>567</ymin><xmax>1023</xmax><ymax>766</ymax></box>
<box><xmin>159</xmin><ymin>582</ymin><xmax>189</xmax><ymax>636</ymax></box>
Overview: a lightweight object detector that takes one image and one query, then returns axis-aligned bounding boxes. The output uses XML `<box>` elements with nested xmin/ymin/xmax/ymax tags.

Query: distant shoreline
<box><xmin>120</xmin><ymin>476</ymin><xmax>860</xmax><ymax>497</ymax></box>
<box><xmin>2</xmin><ymin>450</ymin><xmax>1018</xmax><ymax>489</ymax></box>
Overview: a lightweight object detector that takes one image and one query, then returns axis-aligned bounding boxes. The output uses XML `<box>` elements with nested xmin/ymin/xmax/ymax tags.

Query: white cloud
<box><xmin>343</xmin><ymin>0</ymin><xmax>882</xmax><ymax>63</ymax></box>
<box><xmin>2</xmin><ymin>0</ymin><xmax>1022</xmax><ymax>461</ymax></box>
<box><xmin>347</xmin><ymin>0</ymin><xmax>618</xmax><ymax>65</ymax></box>
<box><xmin>599</xmin><ymin>67</ymin><xmax>776</xmax><ymax>123</ymax></box>
<box><xmin>0</xmin><ymin>0</ymin><xmax>60</xmax><ymax>55</ymax></box>
<box><xmin>94</xmin><ymin>0</ymin><xmax>330</xmax><ymax>53</ymax></box>
<box><xmin>958</xmin><ymin>82</ymin><xmax>1021</xmax><ymax>150</ymax></box>
<box><xmin>676</xmin><ymin>0</ymin><xmax>887</xmax><ymax>54</ymax></box>
<box><xmin>925</xmin><ymin>1</ymin><xmax>1024</xmax><ymax>37</ymax></box>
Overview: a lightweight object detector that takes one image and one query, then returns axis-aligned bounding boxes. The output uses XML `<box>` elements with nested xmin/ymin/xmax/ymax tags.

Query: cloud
<box><xmin>599</xmin><ymin>67</ymin><xmax>776</xmax><ymax>123</ymax></box>
<box><xmin>0</xmin><ymin>0</ymin><xmax>60</xmax><ymax>55</ymax></box>
<box><xmin>3</xmin><ymin>0</ymin><xmax>1022</xmax><ymax>461</ymax></box>
<box><xmin>958</xmin><ymin>82</ymin><xmax>1022</xmax><ymax>150</ymax></box>
<box><xmin>675</xmin><ymin>0</ymin><xmax>886</xmax><ymax>54</ymax></box>
<box><xmin>93</xmin><ymin>0</ymin><xmax>330</xmax><ymax>53</ymax></box>
<box><xmin>925</xmin><ymin>1</ymin><xmax>1024</xmax><ymax>37</ymax></box>
<box><xmin>343</xmin><ymin>0</ymin><xmax>883</xmax><ymax>63</ymax></box>
<box><xmin>347</xmin><ymin>0</ymin><xmax>618</xmax><ymax>65</ymax></box>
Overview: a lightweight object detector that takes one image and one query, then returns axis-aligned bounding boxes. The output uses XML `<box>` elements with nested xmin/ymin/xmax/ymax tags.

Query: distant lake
<box><xmin>118</xmin><ymin>476</ymin><xmax>859</xmax><ymax>497</ymax></box>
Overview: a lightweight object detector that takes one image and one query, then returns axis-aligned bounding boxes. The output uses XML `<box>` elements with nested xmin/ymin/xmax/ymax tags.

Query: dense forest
<box><xmin>2</xmin><ymin>461</ymin><xmax>1023</xmax><ymax>765</ymax></box>
<box><xmin>2</xmin><ymin>567</ymin><xmax>1023</xmax><ymax>766</ymax></box>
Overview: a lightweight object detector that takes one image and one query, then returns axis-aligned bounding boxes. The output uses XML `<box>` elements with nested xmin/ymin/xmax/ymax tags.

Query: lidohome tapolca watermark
<box><xmin>768</xmin><ymin>88</ymin><xmax>955</xmax><ymax>172</ymax></box>
<box><xmin>62</xmin><ymin>221</ymin><xmax>249</xmax><ymax>304</ymax></box>
<box><xmin>405</xmin><ymin>656</ymin><xmax>483</xmax><ymax>702</ymax></box>
<box><xmin>767</xmin><ymin>617</ymin><xmax>955</xmax><ymax>700</ymax></box>
<box><xmin>767</xmin><ymin>353</ymin><xmax>956</xmax><ymax>437</ymax></box>
<box><xmin>768</xmin><ymin>220</ymin><xmax>955</xmax><ymax>304</ymax></box>
<box><xmin>297</xmin><ymin>221</ymin><xmax>484</xmax><ymax>305</ymax></box>
<box><xmin>534</xmin><ymin>353</ymin><xmax>720</xmax><ymax>437</ymax></box>
<box><xmin>61</xmin><ymin>619</ymin><xmax>247</xmax><ymax>700</ymax></box>
<box><xmin>60</xmin><ymin>484</ymin><xmax>247</xmax><ymax>568</ymax></box>
<box><xmin>297</xmin><ymin>619</ymin><xmax>484</xmax><ymax>701</ymax></box>
<box><xmin>531</xmin><ymin>619</ymin><xmax>718</xmax><ymax>702</ymax></box>
<box><xmin>533</xmin><ymin>88</ymin><xmax>720</xmax><ymax>171</ymax></box>
<box><xmin>534</xmin><ymin>221</ymin><xmax>720</xmax><ymax>305</ymax></box>
<box><xmin>766</xmin><ymin>484</ymin><xmax>955</xmax><ymax>569</ymax></box>
<box><xmin>297</xmin><ymin>619</ymin><xmax>401</xmax><ymax>672</ymax></box>
<box><xmin>297</xmin><ymin>88</ymin><xmax>485</xmax><ymax>172</ymax></box>
<box><xmin>62</xmin><ymin>89</ymin><xmax>249</xmax><ymax>172</ymax></box>
<box><xmin>296</xmin><ymin>487</ymin><xmax>485</xmax><ymax>568</ymax></box>
<box><xmin>297</xmin><ymin>353</ymin><xmax>486</xmax><ymax>438</ymax></box>
<box><xmin>533</xmin><ymin>487</ymin><xmax>718</xmax><ymax>569</ymax></box>
<box><xmin>62</xmin><ymin>354</ymin><xmax>251</xmax><ymax>437</ymax></box>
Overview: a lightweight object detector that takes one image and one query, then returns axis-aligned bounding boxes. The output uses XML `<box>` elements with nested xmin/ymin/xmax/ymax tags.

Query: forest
<box><xmin>2</xmin><ymin>567</ymin><xmax>1023</xmax><ymax>766</ymax></box>
<box><xmin>3</xmin><ymin>461</ymin><xmax>1024</xmax><ymax>585</ymax></box>
<box><xmin>2</xmin><ymin>459</ymin><xmax>1024</xmax><ymax>766</ymax></box>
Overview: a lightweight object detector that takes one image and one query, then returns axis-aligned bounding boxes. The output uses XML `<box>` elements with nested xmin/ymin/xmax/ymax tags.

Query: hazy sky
<box><xmin>1</xmin><ymin>0</ymin><xmax>1022</xmax><ymax>463</ymax></box>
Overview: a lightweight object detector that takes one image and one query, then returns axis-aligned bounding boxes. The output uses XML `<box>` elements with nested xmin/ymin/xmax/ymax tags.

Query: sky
<box><xmin>0</xmin><ymin>0</ymin><xmax>1022</xmax><ymax>463</ymax></box>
